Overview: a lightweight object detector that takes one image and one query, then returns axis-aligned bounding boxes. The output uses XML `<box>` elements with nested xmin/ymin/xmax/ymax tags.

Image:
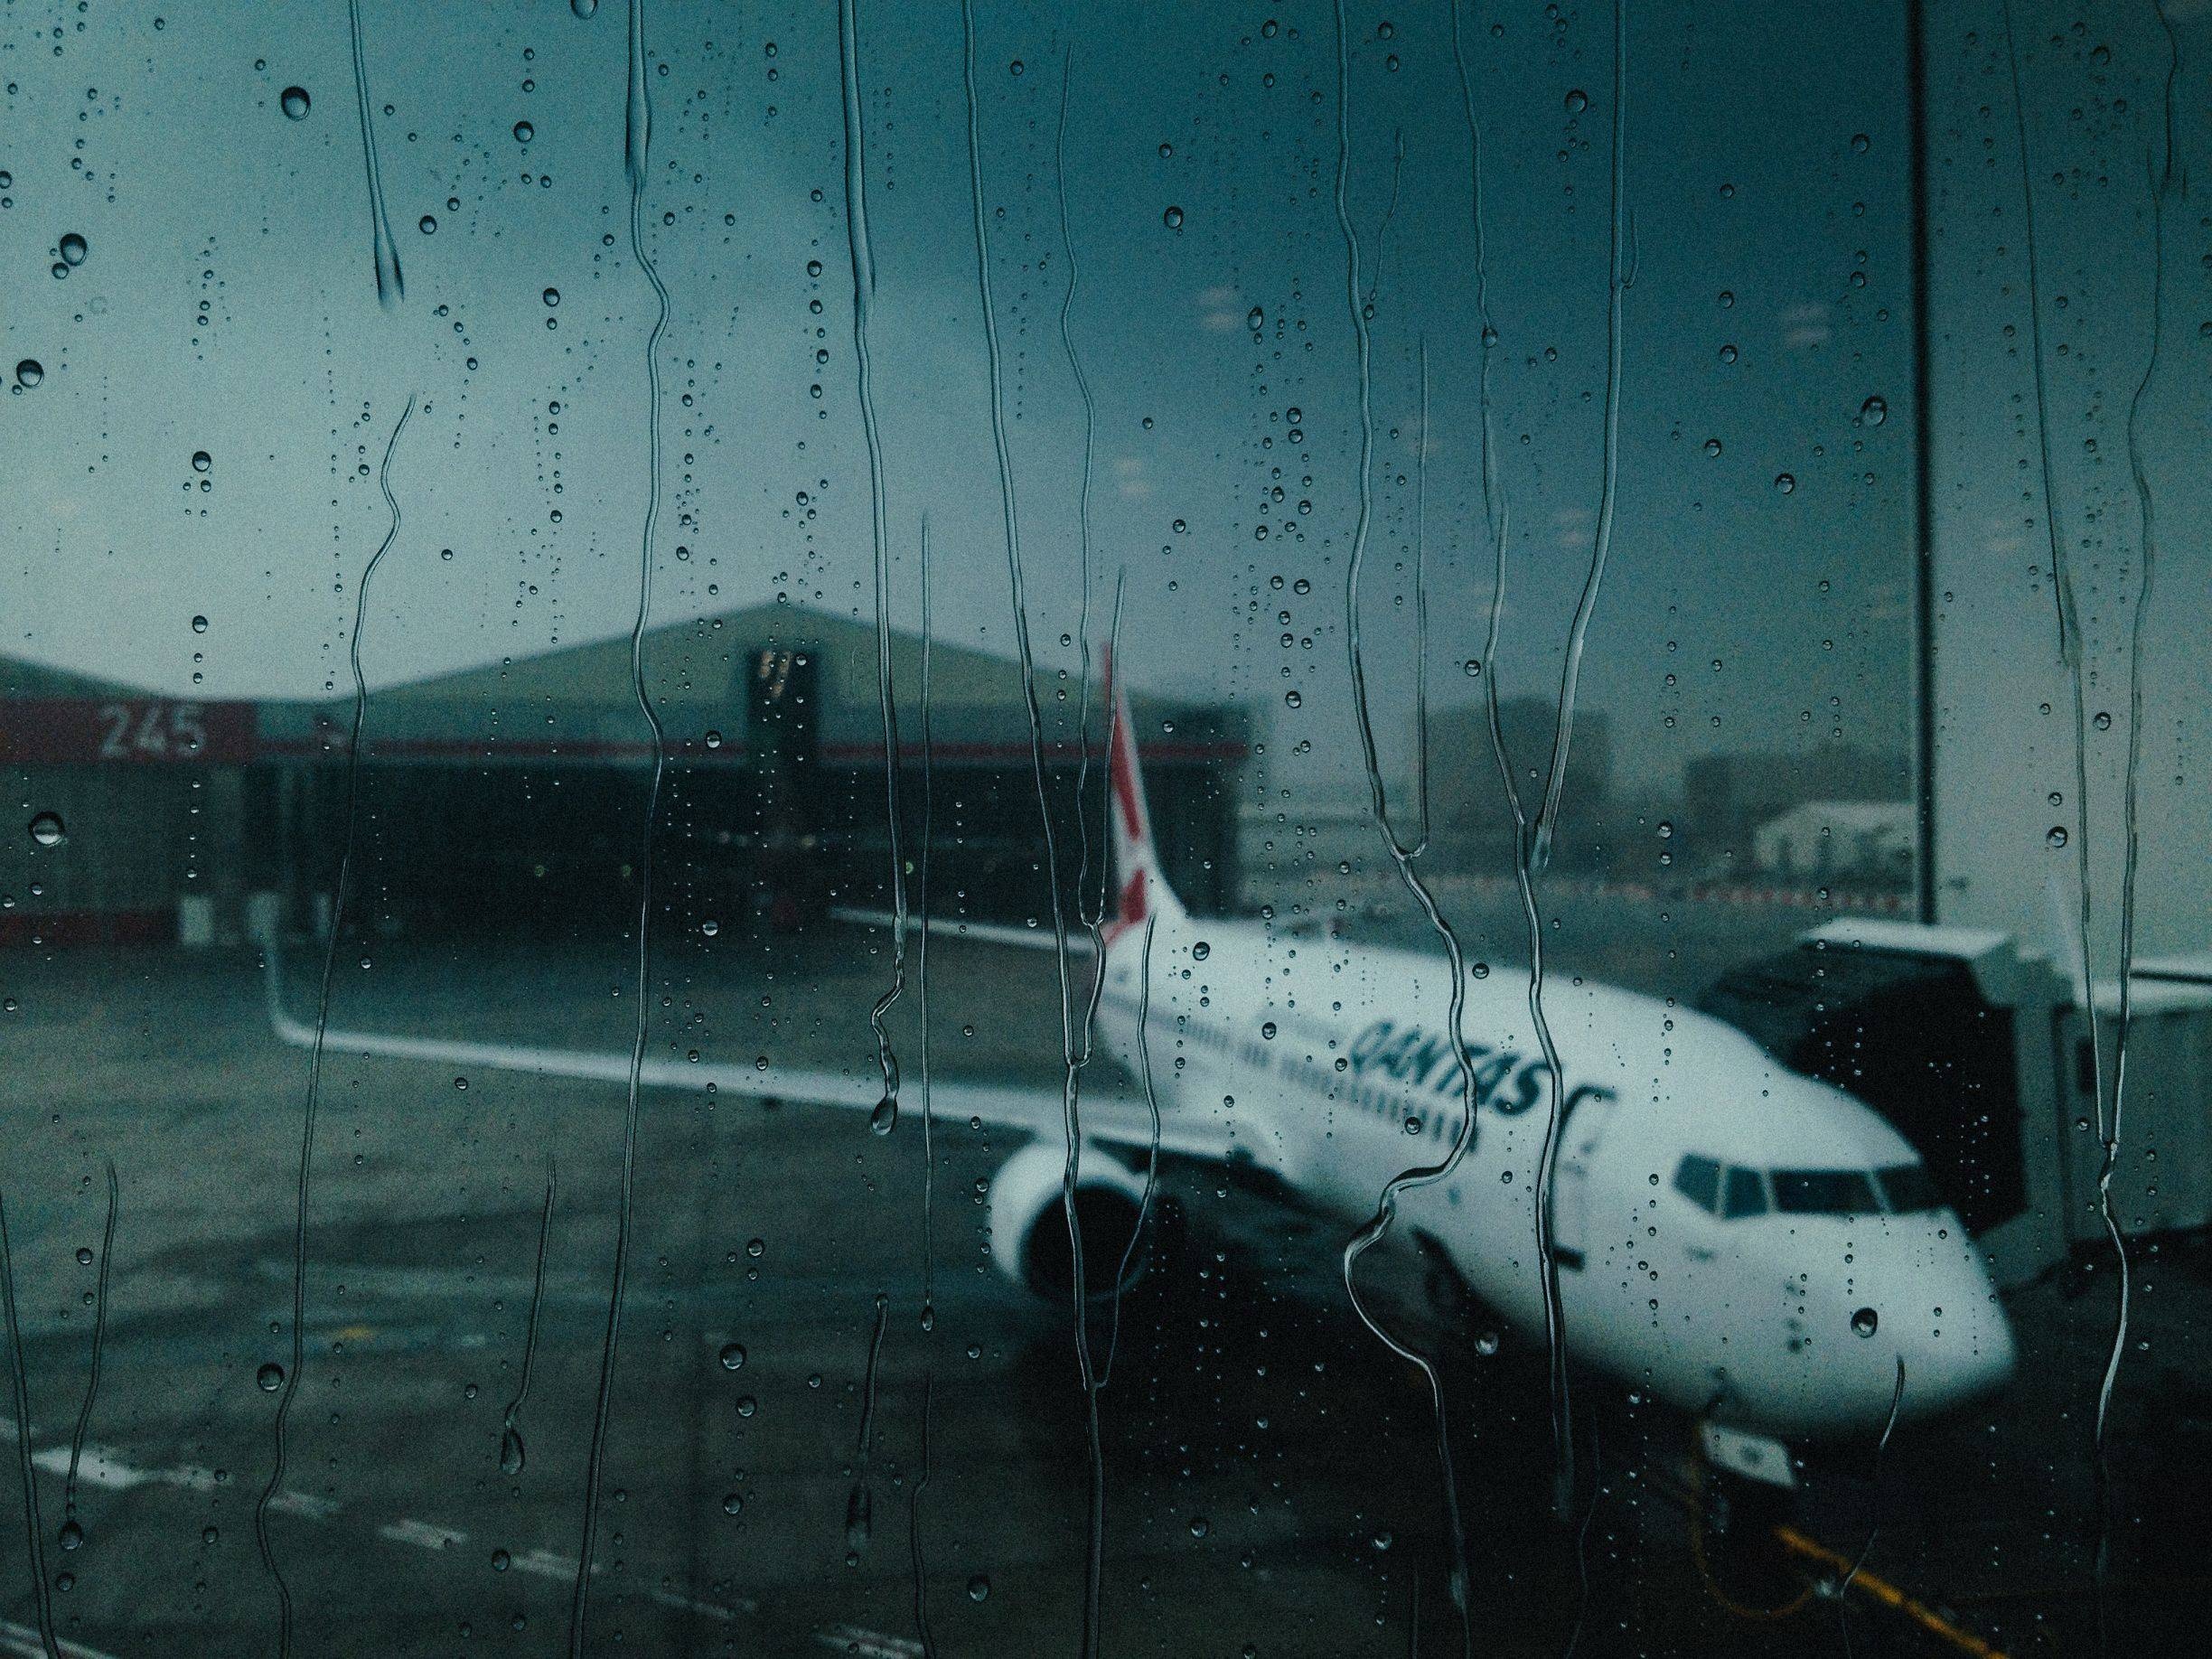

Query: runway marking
<box><xmin>815</xmin><ymin>1626</ymin><xmax>925</xmax><ymax>1658</ymax></box>
<box><xmin>5</xmin><ymin>1426</ymin><xmax>758</xmax><ymax>1623</ymax></box>
<box><xmin>511</xmin><ymin>1544</ymin><xmax>581</xmax><ymax>1582</ymax></box>
<box><xmin>29</xmin><ymin>1439</ymin><xmax>217</xmax><ymax>1495</ymax></box>
<box><xmin>379</xmin><ymin>1517</ymin><xmax>464</xmax><ymax>1551</ymax></box>
<box><xmin>0</xmin><ymin>1620</ymin><xmax>118</xmax><ymax>1659</ymax></box>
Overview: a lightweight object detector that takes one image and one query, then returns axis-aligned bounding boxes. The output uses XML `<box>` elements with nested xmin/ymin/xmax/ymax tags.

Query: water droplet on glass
<box><xmin>542</xmin><ymin>287</ymin><xmax>559</xmax><ymax>307</ymax></box>
<box><xmin>1475</xmin><ymin>1329</ymin><xmax>1501</xmax><ymax>1355</ymax></box>
<box><xmin>1188</xmin><ymin>1515</ymin><xmax>1210</xmax><ymax>1538</ymax></box>
<box><xmin>418</xmin><ymin>215</ymin><xmax>436</xmax><ymax>235</ymax></box>
<box><xmin>279</xmin><ymin>86</ymin><xmax>311</xmax><ymax>120</ymax></box>
<box><xmin>15</xmin><ymin>360</ymin><xmax>44</xmax><ymax>389</ymax></box>
<box><xmin>2047</xmin><ymin>825</ymin><xmax>2068</xmax><ymax>848</ymax></box>
<box><xmin>498</xmin><ymin>1426</ymin><xmax>525</xmax><ymax>1476</ymax></box>
<box><xmin>256</xmin><ymin>1362</ymin><xmax>285</xmax><ymax>1392</ymax></box>
<box><xmin>2093</xmin><ymin>709</ymin><xmax>2113</xmax><ymax>731</ymax></box>
<box><xmin>721</xmin><ymin>1491</ymin><xmax>744</xmax><ymax>1516</ymax></box>
<box><xmin>1162</xmin><ymin>204</ymin><xmax>1185</xmax><ymax>230</ymax></box>
<box><xmin>513</xmin><ymin>120</ymin><xmax>534</xmax><ymax>144</ymax></box>
<box><xmin>1564</xmin><ymin>89</ymin><xmax>1589</xmax><ymax>113</ymax></box>
<box><xmin>75</xmin><ymin>1247</ymin><xmax>92</xmax><ymax>1266</ymax></box>
<box><xmin>1850</xmin><ymin>132</ymin><xmax>1870</xmax><ymax>154</ymax></box>
<box><xmin>1851</xmin><ymin>1307</ymin><xmax>1879</xmax><ymax>1338</ymax></box>
<box><xmin>1283</xmin><ymin>689</ymin><xmax>1302</xmax><ymax>708</ymax></box>
<box><xmin>967</xmin><ymin>1574</ymin><xmax>990</xmax><ymax>1601</ymax></box>
<box><xmin>718</xmin><ymin>1342</ymin><xmax>745</xmax><ymax>1371</ymax></box>
<box><xmin>1192</xmin><ymin>941</ymin><xmax>1211</xmax><ymax>961</ymax></box>
<box><xmin>869</xmin><ymin>1096</ymin><xmax>897</xmax><ymax>1136</ymax></box>
<box><xmin>571</xmin><ymin>0</ymin><xmax>598</xmax><ymax>16</ymax></box>
<box><xmin>1246</xmin><ymin>305</ymin><xmax>1264</xmax><ymax>331</ymax></box>
<box><xmin>1702</xmin><ymin>437</ymin><xmax>1722</xmax><ymax>457</ymax></box>
<box><xmin>58</xmin><ymin>233</ymin><xmax>87</xmax><ymax>267</ymax></box>
<box><xmin>1773</xmin><ymin>473</ymin><xmax>1796</xmax><ymax>495</ymax></box>
<box><xmin>1860</xmin><ymin>394</ymin><xmax>1888</xmax><ymax>426</ymax></box>
<box><xmin>57</xmin><ymin>1520</ymin><xmax>83</xmax><ymax>1551</ymax></box>
<box><xmin>491</xmin><ymin>1548</ymin><xmax>511</xmax><ymax>1572</ymax></box>
<box><xmin>27</xmin><ymin>813</ymin><xmax>64</xmax><ymax>848</ymax></box>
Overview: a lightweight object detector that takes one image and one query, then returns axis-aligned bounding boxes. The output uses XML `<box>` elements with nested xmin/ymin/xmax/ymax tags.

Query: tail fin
<box><xmin>1104</xmin><ymin>650</ymin><xmax>1186</xmax><ymax>933</ymax></box>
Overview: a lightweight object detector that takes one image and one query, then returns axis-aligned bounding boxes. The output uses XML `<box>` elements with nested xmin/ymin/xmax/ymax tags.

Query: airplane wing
<box><xmin>828</xmin><ymin>905</ymin><xmax>1098</xmax><ymax>954</ymax></box>
<box><xmin>258</xmin><ymin>943</ymin><xmax>1229</xmax><ymax>1165</ymax></box>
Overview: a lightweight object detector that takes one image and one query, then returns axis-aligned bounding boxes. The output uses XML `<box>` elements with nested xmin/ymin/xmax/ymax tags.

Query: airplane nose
<box><xmin>1893</xmin><ymin>1262</ymin><xmax>2016</xmax><ymax>1420</ymax></box>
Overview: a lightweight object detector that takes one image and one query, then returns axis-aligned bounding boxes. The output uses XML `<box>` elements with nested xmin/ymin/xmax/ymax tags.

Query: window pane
<box><xmin>1877</xmin><ymin>1161</ymin><xmax>1945</xmax><ymax>1214</ymax></box>
<box><xmin>4</xmin><ymin>0</ymin><xmax>2204</xmax><ymax>1652</ymax></box>
<box><xmin>1771</xmin><ymin>1168</ymin><xmax>1880</xmax><ymax>1216</ymax></box>
<box><xmin>1673</xmin><ymin>1153</ymin><xmax>1721</xmax><ymax>1213</ymax></box>
<box><xmin>1723</xmin><ymin>1166</ymin><xmax>1772</xmax><ymax>1220</ymax></box>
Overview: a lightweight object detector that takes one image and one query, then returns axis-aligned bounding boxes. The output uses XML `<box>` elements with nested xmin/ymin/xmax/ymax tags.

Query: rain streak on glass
<box><xmin>0</xmin><ymin>5</ymin><xmax>2204</xmax><ymax>1659</ymax></box>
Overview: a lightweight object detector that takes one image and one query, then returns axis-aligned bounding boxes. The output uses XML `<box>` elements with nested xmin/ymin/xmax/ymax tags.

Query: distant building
<box><xmin>1683</xmin><ymin>744</ymin><xmax>1906</xmax><ymax>874</ymax></box>
<box><xmin>0</xmin><ymin>606</ymin><xmax>1248</xmax><ymax>948</ymax></box>
<box><xmin>1751</xmin><ymin>800</ymin><xmax>1916</xmax><ymax>887</ymax></box>
<box><xmin>1420</xmin><ymin>698</ymin><xmax>1614</xmax><ymax>873</ymax></box>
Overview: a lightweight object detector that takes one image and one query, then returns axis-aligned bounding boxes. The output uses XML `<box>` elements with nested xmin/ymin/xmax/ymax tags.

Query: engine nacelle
<box><xmin>987</xmin><ymin>1141</ymin><xmax>1153</xmax><ymax>1300</ymax></box>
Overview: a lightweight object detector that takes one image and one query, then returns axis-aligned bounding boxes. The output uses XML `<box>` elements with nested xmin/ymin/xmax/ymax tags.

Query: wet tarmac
<box><xmin>0</xmin><ymin>923</ymin><xmax>2203</xmax><ymax>1656</ymax></box>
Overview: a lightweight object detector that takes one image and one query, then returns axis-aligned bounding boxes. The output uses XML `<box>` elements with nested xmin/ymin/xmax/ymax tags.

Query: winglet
<box><xmin>1105</xmin><ymin>648</ymin><xmax>1186</xmax><ymax>936</ymax></box>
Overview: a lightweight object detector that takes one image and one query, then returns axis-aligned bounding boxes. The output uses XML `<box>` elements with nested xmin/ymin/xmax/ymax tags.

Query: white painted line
<box><xmin>650</xmin><ymin>1587</ymin><xmax>743</xmax><ymax>1621</ymax></box>
<box><xmin>0</xmin><ymin>1618</ymin><xmax>120</xmax><ymax>1659</ymax></box>
<box><xmin>815</xmin><ymin>1625</ymin><xmax>925</xmax><ymax>1658</ymax></box>
<box><xmin>31</xmin><ymin>1441</ymin><xmax>218</xmax><ymax>1495</ymax></box>
<box><xmin>379</xmin><ymin>1517</ymin><xmax>465</xmax><ymax>1551</ymax></box>
<box><xmin>12</xmin><ymin>1426</ymin><xmax>761</xmax><ymax>1628</ymax></box>
<box><xmin>269</xmin><ymin>1489</ymin><xmax>343</xmax><ymax>1521</ymax></box>
<box><xmin>512</xmin><ymin>1545</ymin><xmax>581</xmax><ymax>1582</ymax></box>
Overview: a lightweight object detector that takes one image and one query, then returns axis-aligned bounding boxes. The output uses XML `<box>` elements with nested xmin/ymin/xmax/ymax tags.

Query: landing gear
<box><xmin>1687</xmin><ymin>1424</ymin><xmax>1813</xmax><ymax>1620</ymax></box>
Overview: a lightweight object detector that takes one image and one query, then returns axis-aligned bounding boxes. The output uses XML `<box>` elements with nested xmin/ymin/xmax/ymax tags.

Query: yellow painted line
<box><xmin>1773</xmin><ymin>1523</ymin><xmax>2010</xmax><ymax>1659</ymax></box>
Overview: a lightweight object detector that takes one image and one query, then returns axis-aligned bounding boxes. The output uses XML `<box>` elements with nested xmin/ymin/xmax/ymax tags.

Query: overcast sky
<box><xmin>2</xmin><ymin>0</ymin><xmax>2205</xmax><ymax>946</ymax></box>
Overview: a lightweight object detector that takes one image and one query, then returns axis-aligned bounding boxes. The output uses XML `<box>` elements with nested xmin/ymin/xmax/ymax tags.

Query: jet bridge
<box><xmin>1698</xmin><ymin>917</ymin><xmax>2212</xmax><ymax>1288</ymax></box>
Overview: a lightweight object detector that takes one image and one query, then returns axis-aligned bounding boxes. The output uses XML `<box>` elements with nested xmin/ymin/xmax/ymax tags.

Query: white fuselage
<box><xmin>1092</xmin><ymin>905</ymin><xmax>2016</xmax><ymax>1440</ymax></box>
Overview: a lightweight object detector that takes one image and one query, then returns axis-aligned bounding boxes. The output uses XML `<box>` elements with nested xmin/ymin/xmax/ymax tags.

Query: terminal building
<box><xmin>0</xmin><ymin>606</ymin><xmax>1247</xmax><ymax>950</ymax></box>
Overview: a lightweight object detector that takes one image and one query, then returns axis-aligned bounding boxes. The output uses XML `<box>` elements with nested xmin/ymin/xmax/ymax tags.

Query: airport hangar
<box><xmin>0</xmin><ymin>604</ymin><xmax>1248</xmax><ymax>950</ymax></box>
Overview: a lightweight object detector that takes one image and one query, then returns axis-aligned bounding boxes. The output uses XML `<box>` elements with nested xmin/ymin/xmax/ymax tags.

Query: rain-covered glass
<box><xmin>2</xmin><ymin>2</ymin><xmax>2206</xmax><ymax>1654</ymax></box>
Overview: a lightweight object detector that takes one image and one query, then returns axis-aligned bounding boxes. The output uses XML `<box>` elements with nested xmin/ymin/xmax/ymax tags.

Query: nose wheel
<box><xmin>1684</xmin><ymin>1431</ymin><xmax>1814</xmax><ymax>1621</ymax></box>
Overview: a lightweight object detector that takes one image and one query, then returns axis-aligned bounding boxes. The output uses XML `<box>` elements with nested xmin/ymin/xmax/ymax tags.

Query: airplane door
<box><xmin>1548</xmin><ymin>1093</ymin><xmax>1619</xmax><ymax>1272</ymax></box>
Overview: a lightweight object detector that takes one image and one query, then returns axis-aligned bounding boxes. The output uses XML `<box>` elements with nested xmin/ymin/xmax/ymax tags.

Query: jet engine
<box><xmin>986</xmin><ymin>1141</ymin><xmax>1154</xmax><ymax>1299</ymax></box>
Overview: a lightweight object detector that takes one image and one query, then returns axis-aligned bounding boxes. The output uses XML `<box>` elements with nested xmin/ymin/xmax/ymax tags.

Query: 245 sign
<box><xmin>99</xmin><ymin>699</ymin><xmax>210</xmax><ymax>760</ymax></box>
<box><xmin>0</xmin><ymin>698</ymin><xmax>257</xmax><ymax>765</ymax></box>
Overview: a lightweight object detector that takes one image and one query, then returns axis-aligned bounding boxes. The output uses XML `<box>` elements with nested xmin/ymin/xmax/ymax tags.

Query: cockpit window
<box><xmin>1771</xmin><ymin>1168</ymin><xmax>1880</xmax><ymax>1215</ymax></box>
<box><xmin>1876</xmin><ymin>1162</ymin><xmax>1945</xmax><ymax>1213</ymax></box>
<box><xmin>1723</xmin><ymin>1166</ymin><xmax>1771</xmax><ymax>1219</ymax></box>
<box><xmin>1673</xmin><ymin>1154</ymin><xmax>1722</xmax><ymax>1214</ymax></box>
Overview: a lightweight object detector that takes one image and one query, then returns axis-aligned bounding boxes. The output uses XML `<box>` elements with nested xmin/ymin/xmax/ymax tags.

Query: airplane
<box><xmin>259</xmin><ymin>665</ymin><xmax>2016</xmax><ymax>1491</ymax></box>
